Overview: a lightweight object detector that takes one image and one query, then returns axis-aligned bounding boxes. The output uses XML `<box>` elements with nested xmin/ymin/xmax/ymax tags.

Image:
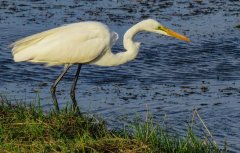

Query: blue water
<box><xmin>0</xmin><ymin>0</ymin><xmax>240</xmax><ymax>152</ymax></box>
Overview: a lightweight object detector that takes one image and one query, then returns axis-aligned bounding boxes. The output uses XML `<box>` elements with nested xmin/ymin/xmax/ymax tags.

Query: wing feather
<box><xmin>11</xmin><ymin>22</ymin><xmax>111</xmax><ymax>66</ymax></box>
<box><xmin>110</xmin><ymin>32</ymin><xmax>119</xmax><ymax>47</ymax></box>
<box><xmin>11</xmin><ymin>24</ymin><xmax>70</xmax><ymax>55</ymax></box>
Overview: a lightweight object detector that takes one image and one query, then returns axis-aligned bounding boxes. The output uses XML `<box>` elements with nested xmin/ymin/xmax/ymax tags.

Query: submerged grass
<box><xmin>0</xmin><ymin>96</ymin><xmax>224</xmax><ymax>152</ymax></box>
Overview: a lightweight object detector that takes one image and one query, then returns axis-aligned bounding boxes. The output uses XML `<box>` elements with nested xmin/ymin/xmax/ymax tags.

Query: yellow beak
<box><xmin>162</xmin><ymin>26</ymin><xmax>190</xmax><ymax>42</ymax></box>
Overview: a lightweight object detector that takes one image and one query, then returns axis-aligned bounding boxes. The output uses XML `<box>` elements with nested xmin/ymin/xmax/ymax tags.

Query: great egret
<box><xmin>11</xmin><ymin>19</ymin><xmax>190</xmax><ymax>113</ymax></box>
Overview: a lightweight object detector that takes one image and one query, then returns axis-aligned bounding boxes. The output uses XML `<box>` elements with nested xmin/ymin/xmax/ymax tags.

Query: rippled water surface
<box><xmin>1</xmin><ymin>0</ymin><xmax>240</xmax><ymax>152</ymax></box>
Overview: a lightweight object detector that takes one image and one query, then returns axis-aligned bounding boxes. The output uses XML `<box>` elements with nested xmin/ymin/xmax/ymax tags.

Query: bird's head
<box><xmin>138</xmin><ymin>19</ymin><xmax>190</xmax><ymax>42</ymax></box>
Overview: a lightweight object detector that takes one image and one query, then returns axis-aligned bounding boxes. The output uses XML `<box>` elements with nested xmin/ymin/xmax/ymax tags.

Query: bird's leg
<box><xmin>70</xmin><ymin>64</ymin><xmax>82</xmax><ymax>114</ymax></box>
<box><xmin>51</xmin><ymin>64</ymin><xmax>71</xmax><ymax>112</ymax></box>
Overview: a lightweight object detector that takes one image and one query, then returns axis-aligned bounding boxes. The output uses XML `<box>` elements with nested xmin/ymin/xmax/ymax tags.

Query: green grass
<box><xmin>0</xmin><ymin>97</ymin><xmax>224</xmax><ymax>152</ymax></box>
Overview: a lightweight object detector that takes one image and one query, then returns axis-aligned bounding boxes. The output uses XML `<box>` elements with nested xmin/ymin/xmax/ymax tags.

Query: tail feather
<box><xmin>13</xmin><ymin>52</ymin><xmax>33</xmax><ymax>62</ymax></box>
<box><xmin>11</xmin><ymin>37</ymin><xmax>44</xmax><ymax>55</ymax></box>
<box><xmin>10</xmin><ymin>24</ymin><xmax>69</xmax><ymax>56</ymax></box>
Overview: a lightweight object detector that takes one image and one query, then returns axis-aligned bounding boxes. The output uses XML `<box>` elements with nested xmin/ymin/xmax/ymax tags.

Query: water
<box><xmin>0</xmin><ymin>0</ymin><xmax>240</xmax><ymax>152</ymax></box>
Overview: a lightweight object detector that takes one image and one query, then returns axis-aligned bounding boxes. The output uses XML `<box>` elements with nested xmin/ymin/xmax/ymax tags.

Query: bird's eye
<box><xmin>157</xmin><ymin>26</ymin><xmax>163</xmax><ymax>30</ymax></box>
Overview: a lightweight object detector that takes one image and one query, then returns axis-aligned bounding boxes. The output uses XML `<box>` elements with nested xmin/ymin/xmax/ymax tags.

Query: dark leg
<box><xmin>51</xmin><ymin>64</ymin><xmax>71</xmax><ymax>112</ymax></box>
<box><xmin>70</xmin><ymin>64</ymin><xmax>82</xmax><ymax>113</ymax></box>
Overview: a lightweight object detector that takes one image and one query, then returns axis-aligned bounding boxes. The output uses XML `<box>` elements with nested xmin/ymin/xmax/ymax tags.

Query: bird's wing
<box><xmin>12</xmin><ymin>22</ymin><xmax>111</xmax><ymax>66</ymax></box>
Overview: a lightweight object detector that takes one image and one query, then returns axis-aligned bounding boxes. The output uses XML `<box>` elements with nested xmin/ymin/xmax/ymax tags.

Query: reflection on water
<box><xmin>0</xmin><ymin>0</ymin><xmax>240</xmax><ymax>152</ymax></box>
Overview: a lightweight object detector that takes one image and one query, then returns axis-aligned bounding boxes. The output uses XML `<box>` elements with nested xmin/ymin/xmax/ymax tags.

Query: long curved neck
<box><xmin>123</xmin><ymin>24</ymin><xmax>141</xmax><ymax>56</ymax></box>
<box><xmin>107</xmin><ymin>24</ymin><xmax>142</xmax><ymax>66</ymax></box>
<box><xmin>91</xmin><ymin>24</ymin><xmax>143</xmax><ymax>66</ymax></box>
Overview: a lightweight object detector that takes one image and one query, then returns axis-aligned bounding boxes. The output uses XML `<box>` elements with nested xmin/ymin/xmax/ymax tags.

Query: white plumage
<box><xmin>11</xmin><ymin>19</ymin><xmax>190</xmax><ymax>112</ymax></box>
<box><xmin>12</xmin><ymin>22</ymin><xmax>113</xmax><ymax>66</ymax></box>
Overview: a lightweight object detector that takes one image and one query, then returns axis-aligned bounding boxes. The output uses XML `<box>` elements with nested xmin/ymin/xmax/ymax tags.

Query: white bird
<box><xmin>11</xmin><ymin>19</ymin><xmax>190</xmax><ymax>113</ymax></box>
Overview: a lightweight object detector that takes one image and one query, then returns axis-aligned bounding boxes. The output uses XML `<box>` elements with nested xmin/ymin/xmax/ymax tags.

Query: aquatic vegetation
<box><xmin>235</xmin><ymin>25</ymin><xmax>240</xmax><ymax>28</ymax></box>
<box><xmin>0</xmin><ymin>97</ymin><xmax>224</xmax><ymax>152</ymax></box>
